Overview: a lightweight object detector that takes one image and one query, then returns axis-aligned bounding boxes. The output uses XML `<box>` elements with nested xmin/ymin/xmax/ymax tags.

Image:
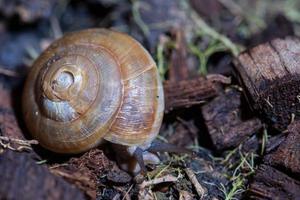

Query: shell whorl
<box><xmin>22</xmin><ymin>29</ymin><xmax>164</xmax><ymax>153</ymax></box>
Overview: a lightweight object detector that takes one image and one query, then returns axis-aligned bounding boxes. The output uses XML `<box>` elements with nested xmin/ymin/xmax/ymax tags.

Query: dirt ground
<box><xmin>0</xmin><ymin>0</ymin><xmax>300</xmax><ymax>200</ymax></box>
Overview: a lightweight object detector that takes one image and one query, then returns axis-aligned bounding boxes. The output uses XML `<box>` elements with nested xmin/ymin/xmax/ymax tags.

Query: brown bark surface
<box><xmin>234</xmin><ymin>37</ymin><xmax>300</xmax><ymax>130</ymax></box>
<box><xmin>0</xmin><ymin>151</ymin><xmax>85</xmax><ymax>200</ymax></box>
<box><xmin>164</xmin><ymin>74</ymin><xmax>230</xmax><ymax>113</ymax></box>
<box><xmin>248</xmin><ymin>121</ymin><xmax>300</xmax><ymax>199</ymax></box>
<box><xmin>168</xmin><ymin>29</ymin><xmax>190</xmax><ymax>82</ymax></box>
<box><xmin>0</xmin><ymin>86</ymin><xmax>88</xmax><ymax>199</ymax></box>
<box><xmin>202</xmin><ymin>88</ymin><xmax>262</xmax><ymax>151</ymax></box>
<box><xmin>248</xmin><ymin>164</ymin><xmax>300</xmax><ymax>200</ymax></box>
<box><xmin>264</xmin><ymin>121</ymin><xmax>300</xmax><ymax>178</ymax></box>
<box><xmin>0</xmin><ymin>86</ymin><xmax>25</xmax><ymax>142</ymax></box>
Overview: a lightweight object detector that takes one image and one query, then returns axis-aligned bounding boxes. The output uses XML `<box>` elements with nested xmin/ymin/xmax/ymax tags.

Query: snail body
<box><xmin>23</xmin><ymin>29</ymin><xmax>164</xmax><ymax>173</ymax></box>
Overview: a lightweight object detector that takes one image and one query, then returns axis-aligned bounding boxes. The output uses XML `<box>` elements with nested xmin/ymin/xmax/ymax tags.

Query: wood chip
<box><xmin>164</xmin><ymin>74</ymin><xmax>231</xmax><ymax>113</ymax></box>
<box><xmin>248</xmin><ymin>165</ymin><xmax>300</xmax><ymax>199</ymax></box>
<box><xmin>234</xmin><ymin>37</ymin><xmax>300</xmax><ymax>130</ymax></box>
<box><xmin>202</xmin><ymin>88</ymin><xmax>262</xmax><ymax>150</ymax></box>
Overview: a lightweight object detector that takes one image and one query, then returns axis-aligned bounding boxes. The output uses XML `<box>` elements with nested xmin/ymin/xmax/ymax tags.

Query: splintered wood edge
<box><xmin>234</xmin><ymin>36</ymin><xmax>300</xmax><ymax>101</ymax></box>
<box><xmin>233</xmin><ymin>36</ymin><xmax>300</xmax><ymax>130</ymax></box>
<box><xmin>164</xmin><ymin>74</ymin><xmax>231</xmax><ymax>113</ymax></box>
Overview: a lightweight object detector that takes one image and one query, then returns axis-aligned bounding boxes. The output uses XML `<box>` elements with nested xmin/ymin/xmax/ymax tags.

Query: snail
<box><xmin>22</xmin><ymin>29</ymin><xmax>190</xmax><ymax>174</ymax></box>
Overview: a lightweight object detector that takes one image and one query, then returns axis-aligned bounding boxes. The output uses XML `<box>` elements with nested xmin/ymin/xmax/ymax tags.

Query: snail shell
<box><xmin>22</xmin><ymin>29</ymin><xmax>164</xmax><ymax>154</ymax></box>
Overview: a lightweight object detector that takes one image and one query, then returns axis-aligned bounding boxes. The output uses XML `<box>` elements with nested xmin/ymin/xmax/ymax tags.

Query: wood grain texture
<box><xmin>202</xmin><ymin>88</ymin><xmax>262</xmax><ymax>151</ymax></box>
<box><xmin>164</xmin><ymin>74</ymin><xmax>231</xmax><ymax>113</ymax></box>
<box><xmin>248</xmin><ymin>164</ymin><xmax>300</xmax><ymax>200</ymax></box>
<box><xmin>234</xmin><ymin>37</ymin><xmax>300</xmax><ymax>130</ymax></box>
<box><xmin>168</xmin><ymin>29</ymin><xmax>189</xmax><ymax>82</ymax></box>
<box><xmin>264</xmin><ymin>121</ymin><xmax>300</xmax><ymax>178</ymax></box>
<box><xmin>248</xmin><ymin>121</ymin><xmax>300</xmax><ymax>199</ymax></box>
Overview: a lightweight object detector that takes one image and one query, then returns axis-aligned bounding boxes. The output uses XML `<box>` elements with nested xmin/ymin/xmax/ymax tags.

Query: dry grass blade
<box><xmin>0</xmin><ymin>68</ymin><xmax>20</xmax><ymax>77</ymax></box>
<box><xmin>0</xmin><ymin>136</ymin><xmax>38</xmax><ymax>152</ymax></box>
<box><xmin>139</xmin><ymin>174</ymin><xmax>178</xmax><ymax>189</ymax></box>
<box><xmin>184</xmin><ymin>168</ymin><xmax>207</xmax><ymax>199</ymax></box>
<box><xmin>0</xmin><ymin>136</ymin><xmax>38</xmax><ymax>145</ymax></box>
<box><xmin>122</xmin><ymin>184</ymin><xmax>134</xmax><ymax>200</ymax></box>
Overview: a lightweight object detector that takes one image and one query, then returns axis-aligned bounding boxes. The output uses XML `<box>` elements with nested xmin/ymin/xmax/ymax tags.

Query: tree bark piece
<box><xmin>264</xmin><ymin>121</ymin><xmax>300</xmax><ymax>178</ymax></box>
<box><xmin>0</xmin><ymin>85</ymin><xmax>32</xmax><ymax>152</ymax></box>
<box><xmin>248</xmin><ymin>121</ymin><xmax>300</xmax><ymax>199</ymax></box>
<box><xmin>234</xmin><ymin>37</ymin><xmax>300</xmax><ymax>130</ymax></box>
<box><xmin>167</xmin><ymin>119</ymin><xmax>198</xmax><ymax>147</ymax></box>
<box><xmin>164</xmin><ymin>74</ymin><xmax>230</xmax><ymax>113</ymax></box>
<box><xmin>0</xmin><ymin>86</ymin><xmax>25</xmax><ymax>142</ymax></box>
<box><xmin>248</xmin><ymin>164</ymin><xmax>300</xmax><ymax>200</ymax></box>
<box><xmin>0</xmin><ymin>85</ymin><xmax>88</xmax><ymax>198</ymax></box>
<box><xmin>202</xmin><ymin>88</ymin><xmax>262</xmax><ymax>151</ymax></box>
<box><xmin>0</xmin><ymin>151</ymin><xmax>85</xmax><ymax>200</ymax></box>
<box><xmin>168</xmin><ymin>29</ymin><xmax>189</xmax><ymax>82</ymax></box>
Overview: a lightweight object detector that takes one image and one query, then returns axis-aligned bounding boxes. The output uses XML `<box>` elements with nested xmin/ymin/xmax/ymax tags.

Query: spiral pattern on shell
<box><xmin>22</xmin><ymin>29</ymin><xmax>164</xmax><ymax>153</ymax></box>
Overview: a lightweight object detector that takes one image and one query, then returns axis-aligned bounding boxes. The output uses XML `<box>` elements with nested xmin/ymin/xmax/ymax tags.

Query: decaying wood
<box><xmin>168</xmin><ymin>29</ymin><xmax>189</xmax><ymax>82</ymax></box>
<box><xmin>0</xmin><ymin>85</ymin><xmax>94</xmax><ymax>198</ymax></box>
<box><xmin>164</xmin><ymin>74</ymin><xmax>231</xmax><ymax>113</ymax></box>
<box><xmin>234</xmin><ymin>37</ymin><xmax>300</xmax><ymax>130</ymax></box>
<box><xmin>202</xmin><ymin>88</ymin><xmax>262</xmax><ymax>151</ymax></box>
<box><xmin>264</xmin><ymin>121</ymin><xmax>300</xmax><ymax>178</ymax></box>
<box><xmin>265</xmin><ymin>132</ymin><xmax>287</xmax><ymax>154</ymax></box>
<box><xmin>107</xmin><ymin>165</ymin><xmax>132</xmax><ymax>184</ymax></box>
<box><xmin>0</xmin><ymin>85</ymin><xmax>28</xmax><ymax>151</ymax></box>
<box><xmin>167</xmin><ymin>118</ymin><xmax>198</xmax><ymax>147</ymax></box>
<box><xmin>0</xmin><ymin>151</ymin><xmax>85</xmax><ymax>200</ymax></box>
<box><xmin>248</xmin><ymin>121</ymin><xmax>300</xmax><ymax>199</ymax></box>
<box><xmin>50</xmin><ymin>149</ymin><xmax>117</xmax><ymax>199</ymax></box>
<box><xmin>248</xmin><ymin>165</ymin><xmax>300</xmax><ymax>200</ymax></box>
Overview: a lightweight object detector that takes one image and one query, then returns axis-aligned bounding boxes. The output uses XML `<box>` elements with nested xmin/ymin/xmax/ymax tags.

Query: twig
<box><xmin>49</xmin><ymin>163</ymin><xmax>69</xmax><ymax>169</ymax></box>
<box><xmin>122</xmin><ymin>184</ymin><xmax>134</xmax><ymax>200</ymax></box>
<box><xmin>0</xmin><ymin>136</ymin><xmax>38</xmax><ymax>152</ymax></box>
<box><xmin>0</xmin><ymin>136</ymin><xmax>38</xmax><ymax>146</ymax></box>
<box><xmin>139</xmin><ymin>174</ymin><xmax>178</xmax><ymax>189</ymax></box>
<box><xmin>184</xmin><ymin>168</ymin><xmax>207</xmax><ymax>199</ymax></box>
<box><xmin>206</xmin><ymin>74</ymin><xmax>231</xmax><ymax>84</ymax></box>
<box><xmin>112</xmin><ymin>193</ymin><xmax>121</xmax><ymax>200</ymax></box>
<box><xmin>50</xmin><ymin>16</ymin><xmax>63</xmax><ymax>39</ymax></box>
<box><xmin>0</xmin><ymin>68</ymin><xmax>20</xmax><ymax>77</ymax></box>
